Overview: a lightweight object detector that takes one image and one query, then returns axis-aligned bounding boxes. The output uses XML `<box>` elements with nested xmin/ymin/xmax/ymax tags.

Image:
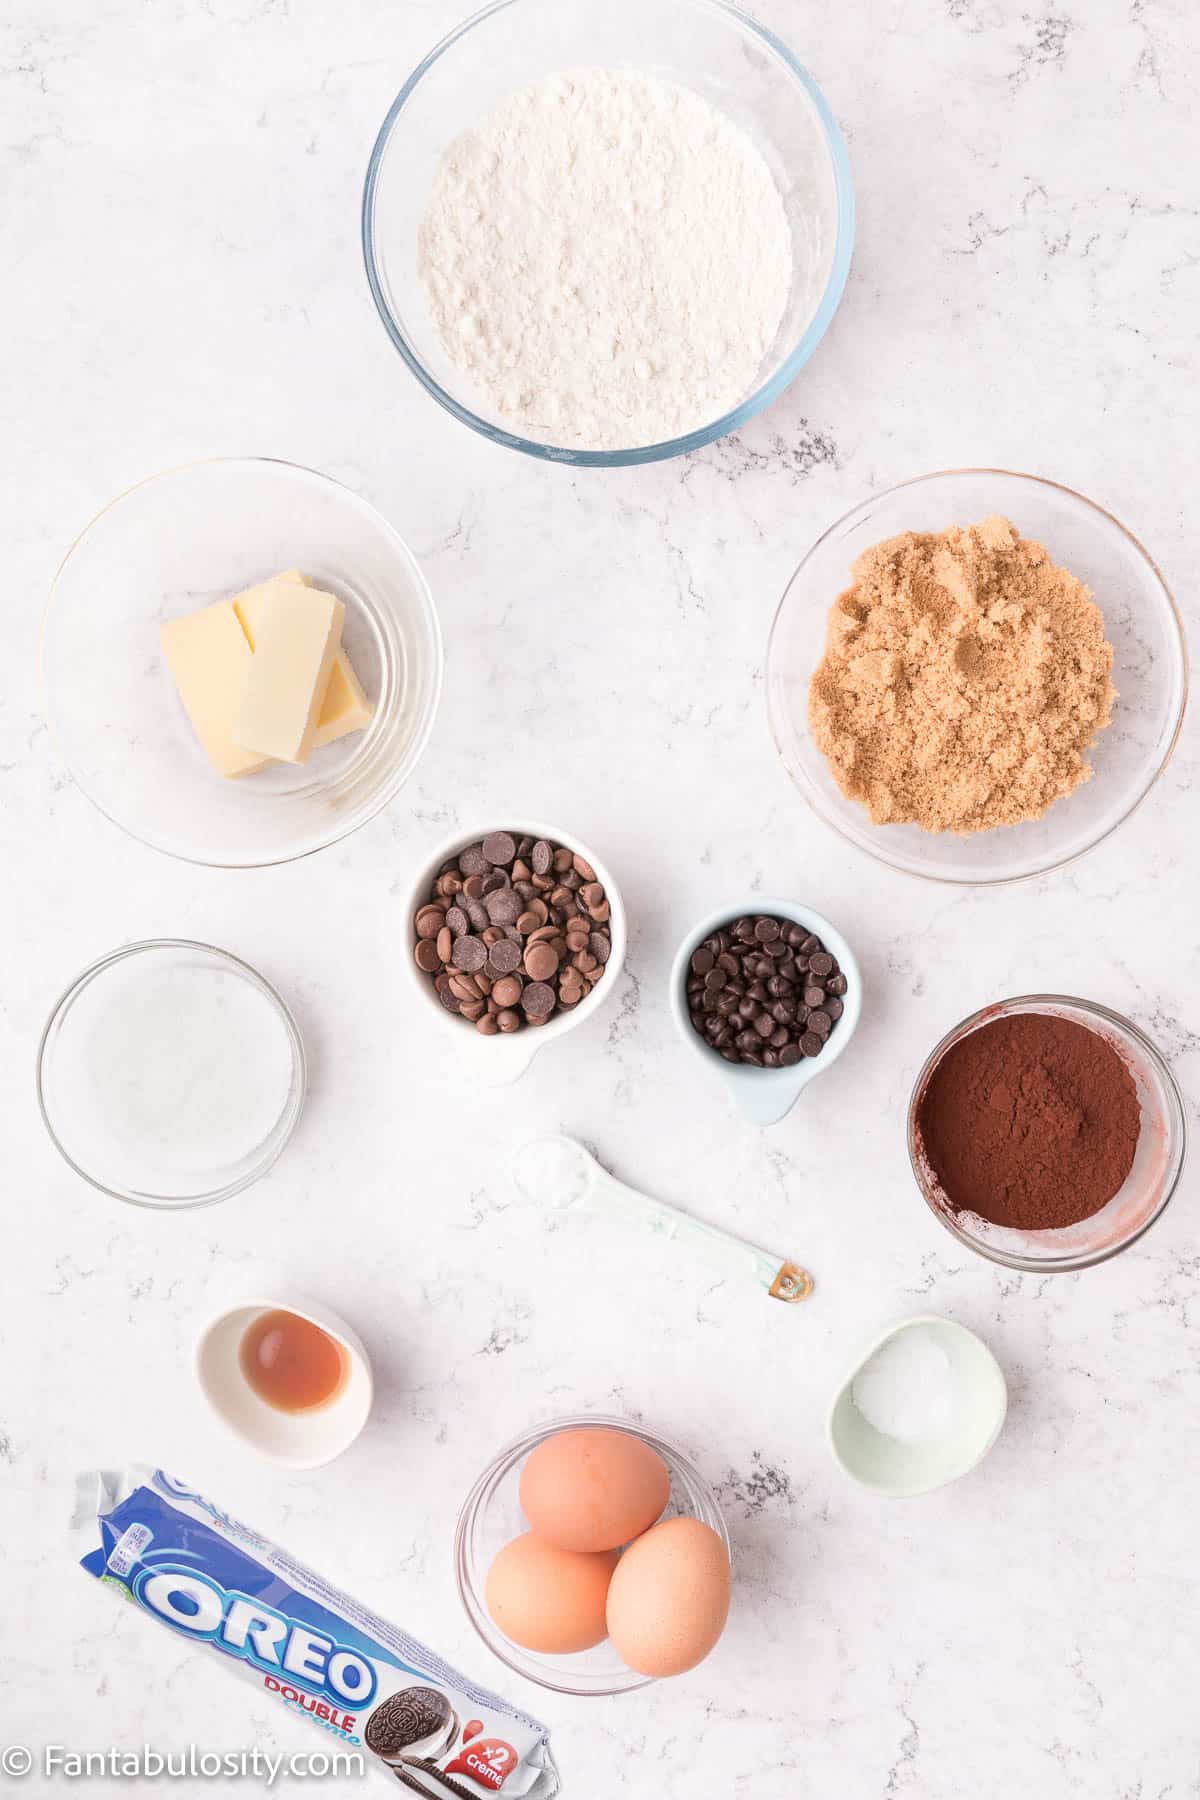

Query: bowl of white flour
<box><xmin>363</xmin><ymin>0</ymin><xmax>853</xmax><ymax>465</ymax></box>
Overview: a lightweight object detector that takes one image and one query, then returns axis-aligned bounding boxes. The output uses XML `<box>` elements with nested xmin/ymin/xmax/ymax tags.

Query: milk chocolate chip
<box><xmin>413</xmin><ymin>834</ymin><xmax>614</xmax><ymax>1034</ymax></box>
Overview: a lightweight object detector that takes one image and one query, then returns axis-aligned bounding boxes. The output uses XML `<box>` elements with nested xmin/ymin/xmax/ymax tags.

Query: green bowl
<box><xmin>827</xmin><ymin>1314</ymin><xmax>1007</xmax><ymax>1497</ymax></box>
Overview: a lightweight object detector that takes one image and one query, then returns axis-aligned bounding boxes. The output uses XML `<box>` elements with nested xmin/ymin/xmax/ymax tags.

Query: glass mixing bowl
<box><xmin>767</xmin><ymin>470</ymin><xmax>1187</xmax><ymax>884</ymax></box>
<box><xmin>42</xmin><ymin>459</ymin><xmax>443</xmax><ymax>867</ymax></box>
<box><xmin>908</xmin><ymin>995</ymin><xmax>1186</xmax><ymax>1272</ymax></box>
<box><xmin>37</xmin><ymin>940</ymin><xmax>307</xmax><ymax>1209</ymax></box>
<box><xmin>363</xmin><ymin>0</ymin><xmax>854</xmax><ymax>466</ymax></box>
<box><xmin>455</xmin><ymin>1414</ymin><xmax>730</xmax><ymax>1695</ymax></box>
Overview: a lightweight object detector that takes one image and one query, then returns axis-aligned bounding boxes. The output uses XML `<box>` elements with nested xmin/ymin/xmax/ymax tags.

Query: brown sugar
<box><xmin>808</xmin><ymin>515</ymin><xmax>1116</xmax><ymax>834</ymax></box>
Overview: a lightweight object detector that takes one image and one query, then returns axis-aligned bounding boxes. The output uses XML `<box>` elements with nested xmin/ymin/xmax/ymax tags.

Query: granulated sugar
<box><xmin>55</xmin><ymin>952</ymin><xmax>295</xmax><ymax>1188</ymax></box>
<box><xmin>852</xmin><ymin>1330</ymin><xmax>954</xmax><ymax>1444</ymax></box>
<box><xmin>418</xmin><ymin>70</ymin><xmax>794</xmax><ymax>450</ymax></box>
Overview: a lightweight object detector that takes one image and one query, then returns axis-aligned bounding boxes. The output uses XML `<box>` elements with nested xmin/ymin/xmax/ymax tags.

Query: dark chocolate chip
<box><xmin>522</xmin><ymin>981</ymin><xmax>556</xmax><ymax>1018</ymax></box>
<box><xmin>681</xmin><ymin>912</ymin><xmax>850</xmax><ymax>1073</ymax></box>
<box><xmin>483</xmin><ymin>831</ymin><xmax>516</xmax><ymax>866</ymax></box>
<box><xmin>451</xmin><ymin>935</ymin><xmax>488</xmax><ymax>973</ymax></box>
<box><xmin>485</xmin><ymin>888</ymin><xmax>523</xmax><ymax>926</ymax></box>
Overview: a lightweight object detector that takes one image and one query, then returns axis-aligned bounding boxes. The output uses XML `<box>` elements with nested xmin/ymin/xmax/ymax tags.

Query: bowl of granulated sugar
<box><xmin>363</xmin><ymin>0</ymin><xmax>854</xmax><ymax>466</ymax></box>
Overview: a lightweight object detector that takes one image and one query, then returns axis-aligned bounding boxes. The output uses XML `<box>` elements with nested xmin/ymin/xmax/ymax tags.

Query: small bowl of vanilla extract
<box><xmin>195</xmin><ymin>1293</ymin><xmax>373</xmax><ymax>1468</ymax></box>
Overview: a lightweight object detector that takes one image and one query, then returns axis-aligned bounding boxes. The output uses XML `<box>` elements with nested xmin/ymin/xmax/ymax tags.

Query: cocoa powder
<box><xmin>916</xmin><ymin>1010</ymin><xmax>1140</xmax><ymax>1231</ymax></box>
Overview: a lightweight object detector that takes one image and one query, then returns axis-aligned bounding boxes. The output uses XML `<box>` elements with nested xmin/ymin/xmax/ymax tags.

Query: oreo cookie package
<box><xmin>76</xmin><ymin>1467</ymin><xmax>559</xmax><ymax>1797</ymax></box>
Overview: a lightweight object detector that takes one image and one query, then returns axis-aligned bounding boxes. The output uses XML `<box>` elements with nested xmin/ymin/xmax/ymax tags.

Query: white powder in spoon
<box><xmin>851</xmin><ymin>1329</ymin><xmax>955</xmax><ymax>1443</ymax></box>
<box><xmin>417</xmin><ymin>69</ymin><xmax>794</xmax><ymax>450</ymax></box>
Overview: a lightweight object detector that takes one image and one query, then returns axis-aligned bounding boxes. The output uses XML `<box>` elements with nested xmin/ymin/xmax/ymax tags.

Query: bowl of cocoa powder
<box><xmin>767</xmin><ymin>470</ymin><xmax>1187</xmax><ymax>884</ymax></box>
<box><xmin>908</xmin><ymin>996</ymin><xmax>1186</xmax><ymax>1271</ymax></box>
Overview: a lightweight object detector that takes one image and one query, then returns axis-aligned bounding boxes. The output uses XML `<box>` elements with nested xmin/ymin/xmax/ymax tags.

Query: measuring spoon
<box><xmin>513</xmin><ymin>1134</ymin><xmax>812</xmax><ymax>1303</ymax></box>
<box><xmin>669</xmin><ymin>897</ymin><xmax>863</xmax><ymax>1127</ymax></box>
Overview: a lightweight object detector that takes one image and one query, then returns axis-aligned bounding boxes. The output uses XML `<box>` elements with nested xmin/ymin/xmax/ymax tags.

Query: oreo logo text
<box><xmin>132</xmin><ymin>1565</ymin><xmax>376</xmax><ymax>1708</ymax></box>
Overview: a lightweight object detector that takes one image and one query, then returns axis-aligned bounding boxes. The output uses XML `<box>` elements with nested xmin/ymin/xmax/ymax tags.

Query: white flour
<box><xmin>418</xmin><ymin>70</ymin><xmax>794</xmax><ymax>450</ymax></box>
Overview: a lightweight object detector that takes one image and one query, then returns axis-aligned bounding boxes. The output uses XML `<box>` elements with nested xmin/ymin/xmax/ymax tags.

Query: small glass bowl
<box><xmin>42</xmin><ymin>458</ymin><xmax>443</xmax><ymax>868</ymax></box>
<box><xmin>767</xmin><ymin>470</ymin><xmax>1188</xmax><ymax>884</ymax></box>
<box><xmin>908</xmin><ymin>995</ymin><xmax>1186</xmax><ymax>1272</ymax></box>
<box><xmin>37</xmin><ymin>940</ymin><xmax>306</xmax><ymax>1209</ymax></box>
<box><xmin>363</xmin><ymin>0</ymin><xmax>854</xmax><ymax>466</ymax></box>
<box><xmin>455</xmin><ymin>1414</ymin><xmax>730</xmax><ymax>1695</ymax></box>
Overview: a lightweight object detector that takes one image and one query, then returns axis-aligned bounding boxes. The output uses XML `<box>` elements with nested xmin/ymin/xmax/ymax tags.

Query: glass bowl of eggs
<box><xmin>454</xmin><ymin>1416</ymin><xmax>731</xmax><ymax>1695</ymax></box>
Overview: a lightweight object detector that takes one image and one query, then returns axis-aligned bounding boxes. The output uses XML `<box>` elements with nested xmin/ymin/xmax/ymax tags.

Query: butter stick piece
<box><xmin>233</xmin><ymin>585</ymin><xmax>345</xmax><ymax>764</ymax></box>
<box><xmin>160</xmin><ymin>602</ymin><xmax>271</xmax><ymax>780</ymax></box>
<box><xmin>233</xmin><ymin>574</ymin><xmax>373</xmax><ymax>750</ymax></box>
<box><xmin>312</xmin><ymin>648</ymin><xmax>374</xmax><ymax>750</ymax></box>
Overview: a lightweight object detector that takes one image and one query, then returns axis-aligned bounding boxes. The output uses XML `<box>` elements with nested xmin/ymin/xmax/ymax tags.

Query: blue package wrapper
<box><xmin>75</xmin><ymin>1466</ymin><xmax>559</xmax><ymax>1798</ymax></box>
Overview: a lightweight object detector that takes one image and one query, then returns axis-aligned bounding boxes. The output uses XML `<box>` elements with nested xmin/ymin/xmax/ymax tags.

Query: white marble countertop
<box><xmin>3</xmin><ymin>1</ymin><xmax>1198</xmax><ymax>1795</ymax></box>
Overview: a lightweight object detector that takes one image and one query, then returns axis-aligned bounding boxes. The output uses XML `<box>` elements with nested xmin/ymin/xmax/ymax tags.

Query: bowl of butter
<box><xmin>42</xmin><ymin>457</ymin><xmax>443</xmax><ymax>866</ymax></box>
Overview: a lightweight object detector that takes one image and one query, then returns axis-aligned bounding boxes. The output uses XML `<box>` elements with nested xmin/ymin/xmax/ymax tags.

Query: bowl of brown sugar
<box><xmin>767</xmin><ymin>470</ymin><xmax>1187</xmax><ymax>884</ymax></box>
<box><xmin>908</xmin><ymin>995</ymin><xmax>1186</xmax><ymax>1272</ymax></box>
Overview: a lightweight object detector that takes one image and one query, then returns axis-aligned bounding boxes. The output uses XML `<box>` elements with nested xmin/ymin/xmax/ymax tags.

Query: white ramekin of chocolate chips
<box><xmin>405</xmin><ymin>824</ymin><xmax>626</xmax><ymax>1082</ymax></box>
<box><xmin>670</xmin><ymin>900</ymin><xmax>862</xmax><ymax>1126</ymax></box>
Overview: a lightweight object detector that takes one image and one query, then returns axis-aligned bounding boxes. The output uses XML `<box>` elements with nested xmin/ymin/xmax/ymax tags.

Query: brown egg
<box><xmin>519</xmin><ymin>1426</ymin><xmax>670</xmax><ymax>1552</ymax></box>
<box><xmin>605</xmin><ymin>1516</ymin><xmax>730</xmax><ymax>1677</ymax></box>
<box><xmin>484</xmin><ymin>1533</ymin><xmax>619</xmax><ymax>1653</ymax></box>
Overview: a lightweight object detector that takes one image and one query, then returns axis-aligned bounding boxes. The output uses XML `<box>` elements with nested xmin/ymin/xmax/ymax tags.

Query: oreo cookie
<box><xmin>366</xmin><ymin>1686</ymin><xmax>458</xmax><ymax>1765</ymax></box>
